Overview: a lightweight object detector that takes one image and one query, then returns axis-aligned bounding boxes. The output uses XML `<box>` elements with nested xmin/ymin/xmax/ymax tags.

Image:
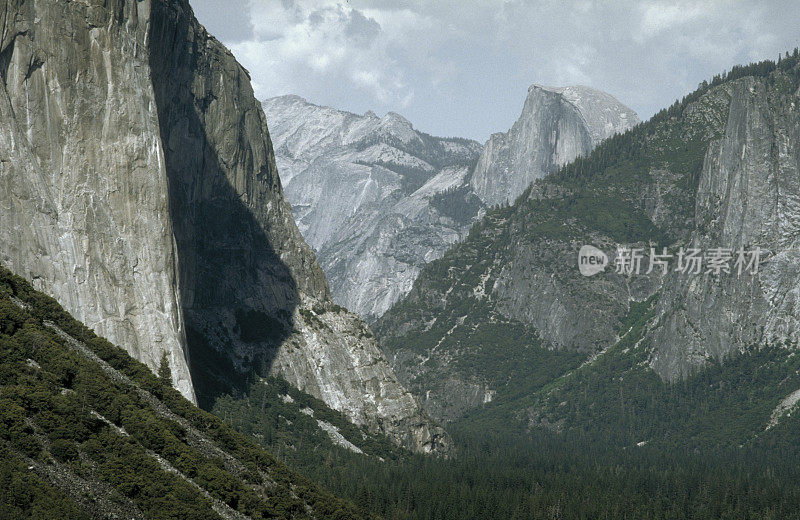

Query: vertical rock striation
<box><xmin>0</xmin><ymin>0</ymin><xmax>193</xmax><ymax>400</ymax></box>
<box><xmin>648</xmin><ymin>77</ymin><xmax>800</xmax><ymax>379</ymax></box>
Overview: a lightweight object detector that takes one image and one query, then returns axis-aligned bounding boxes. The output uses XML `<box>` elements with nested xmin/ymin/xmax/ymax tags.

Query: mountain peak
<box><xmin>264</xmin><ymin>93</ymin><xmax>311</xmax><ymax>106</ymax></box>
<box><xmin>262</xmin><ymin>97</ymin><xmax>484</xmax><ymax>322</ymax></box>
<box><xmin>526</xmin><ymin>84</ymin><xmax>640</xmax><ymax>143</ymax></box>
<box><xmin>470</xmin><ymin>83</ymin><xmax>639</xmax><ymax>205</ymax></box>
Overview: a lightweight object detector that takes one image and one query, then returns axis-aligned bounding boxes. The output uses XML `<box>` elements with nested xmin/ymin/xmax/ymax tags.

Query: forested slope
<box><xmin>0</xmin><ymin>266</ymin><xmax>374</xmax><ymax>520</ymax></box>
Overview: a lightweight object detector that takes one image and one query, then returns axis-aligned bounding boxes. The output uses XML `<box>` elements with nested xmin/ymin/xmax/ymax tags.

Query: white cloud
<box><xmin>193</xmin><ymin>0</ymin><xmax>800</xmax><ymax>141</ymax></box>
<box><xmin>229</xmin><ymin>0</ymin><xmax>415</xmax><ymax>109</ymax></box>
<box><xmin>637</xmin><ymin>2</ymin><xmax>715</xmax><ymax>38</ymax></box>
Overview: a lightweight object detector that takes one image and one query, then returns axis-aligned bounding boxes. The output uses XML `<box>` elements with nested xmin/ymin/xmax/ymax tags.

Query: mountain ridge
<box><xmin>0</xmin><ymin>265</ymin><xmax>376</xmax><ymax>519</ymax></box>
<box><xmin>375</xmin><ymin>55</ymin><xmax>800</xmax><ymax>427</ymax></box>
<box><xmin>263</xmin><ymin>85</ymin><xmax>637</xmax><ymax>322</ymax></box>
<box><xmin>263</xmin><ymin>94</ymin><xmax>484</xmax><ymax>322</ymax></box>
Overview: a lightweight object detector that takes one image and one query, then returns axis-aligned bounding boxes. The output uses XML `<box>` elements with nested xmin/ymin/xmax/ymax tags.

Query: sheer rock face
<box><xmin>263</xmin><ymin>95</ymin><xmax>483</xmax><ymax>322</ymax></box>
<box><xmin>470</xmin><ymin>85</ymin><xmax>639</xmax><ymax>206</ymax></box>
<box><xmin>648</xmin><ymin>77</ymin><xmax>800</xmax><ymax>380</ymax></box>
<box><xmin>0</xmin><ymin>0</ymin><xmax>446</xmax><ymax>453</ymax></box>
<box><xmin>0</xmin><ymin>0</ymin><xmax>194</xmax><ymax>401</ymax></box>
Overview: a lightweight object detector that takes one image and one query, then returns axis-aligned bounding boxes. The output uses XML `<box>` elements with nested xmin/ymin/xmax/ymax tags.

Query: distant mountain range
<box><xmin>263</xmin><ymin>86</ymin><xmax>638</xmax><ymax>321</ymax></box>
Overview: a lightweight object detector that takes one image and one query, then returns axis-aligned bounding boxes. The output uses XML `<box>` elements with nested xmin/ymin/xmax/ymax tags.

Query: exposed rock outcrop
<box><xmin>648</xmin><ymin>77</ymin><xmax>800</xmax><ymax>379</ymax></box>
<box><xmin>263</xmin><ymin>95</ymin><xmax>483</xmax><ymax>322</ymax></box>
<box><xmin>0</xmin><ymin>0</ymin><xmax>194</xmax><ymax>400</ymax></box>
<box><xmin>471</xmin><ymin>85</ymin><xmax>639</xmax><ymax>206</ymax></box>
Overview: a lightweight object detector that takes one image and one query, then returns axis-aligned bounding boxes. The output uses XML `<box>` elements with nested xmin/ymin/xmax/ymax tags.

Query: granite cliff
<box><xmin>0</xmin><ymin>0</ymin><xmax>446</xmax><ymax>453</ymax></box>
<box><xmin>470</xmin><ymin>85</ymin><xmax>639</xmax><ymax>206</ymax></box>
<box><xmin>0</xmin><ymin>0</ymin><xmax>193</xmax><ymax>399</ymax></box>
<box><xmin>649</xmin><ymin>74</ymin><xmax>800</xmax><ymax>379</ymax></box>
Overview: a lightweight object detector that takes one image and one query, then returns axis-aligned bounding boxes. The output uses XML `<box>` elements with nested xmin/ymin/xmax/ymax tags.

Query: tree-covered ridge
<box><xmin>0</xmin><ymin>266</ymin><xmax>375</xmax><ymax>520</ymax></box>
<box><xmin>218</xmin><ymin>334</ymin><xmax>800</xmax><ymax>520</ymax></box>
<box><xmin>375</xmin><ymin>51</ymin><xmax>800</xmax><ymax>425</ymax></box>
<box><xmin>213</xmin><ymin>309</ymin><xmax>800</xmax><ymax>520</ymax></box>
<box><xmin>212</xmin><ymin>375</ymin><xmax>409</xmax><ymax>463</ymax></box>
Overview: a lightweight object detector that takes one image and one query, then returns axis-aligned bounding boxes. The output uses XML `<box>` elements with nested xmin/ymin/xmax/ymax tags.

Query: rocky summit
<box><xmin>0</xmin><ymin>0</ymin><xmax>445</xmax><ymax>454</ymax></box>
<box><xmin>471</xmin><ymin>84</ymin><xmax>639</xmax><ymax>206</ymax></box>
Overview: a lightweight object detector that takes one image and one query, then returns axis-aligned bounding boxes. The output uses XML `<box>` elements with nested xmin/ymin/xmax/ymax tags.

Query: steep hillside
<box><xmin>376</xmin><ymin>55</ymin><xmax>800</xmax><ymax>429</ymax></box>
<box><xmin>263</xmin><ymin>95</ymin><xmax>483</xmax><ymax>321</ymax></box>
<box><xmin>0</xmin><ymin>266</ymin><xmax>375</xmax><ymax>519</ymax></box>
<box><xmin>0</xmin><ymin>0</ymin><xmax>445</xmax><ymax>453</ymax></box>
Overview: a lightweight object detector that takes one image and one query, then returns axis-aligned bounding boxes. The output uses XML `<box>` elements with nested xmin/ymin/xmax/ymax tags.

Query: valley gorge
<box><xmin>264</xmin><ymin>86</ymin><xmax>638</xmax><ymax>322</ymax></box>
<box><xmin>3</xmin><ymin>0</ymin><xmax>800</xmax><ymax>517</ymax></box>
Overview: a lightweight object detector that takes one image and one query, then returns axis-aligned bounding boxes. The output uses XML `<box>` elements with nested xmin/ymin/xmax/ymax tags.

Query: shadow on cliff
<box><xmin>148</xmin><ymin>2</ymin><xmax>301</xmax><ymax>409</ymax></box>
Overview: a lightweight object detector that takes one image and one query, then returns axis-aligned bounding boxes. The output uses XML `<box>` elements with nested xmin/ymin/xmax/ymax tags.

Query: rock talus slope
<box><xmin>0</xmin><ymin>0</ymin><xmax>445</xmax><ymax>453</ymax></box>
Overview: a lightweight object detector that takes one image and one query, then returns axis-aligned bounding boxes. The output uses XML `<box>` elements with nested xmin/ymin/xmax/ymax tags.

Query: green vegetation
<box><xmin>7</xmin><ymin>53</ymin><xmax>800</xmax><ymax>520</ymax></box>
<box><xmin>301</xmin><ymin>53</ymin><xmax>800</xmax><ymax>519</ymax></box>
<box><xmin>0</xmin><ymin>444</ymin><xmax>89</xmax><ymax>520</ymax></box>
<box><xmin>218</xmin><ymin>355</ymin><xmax>800</xmax><ymax>520</ymax></box>
<box><xmin>213</xmin><ymin>376</ymin><xmax>407</xmax><ymax>463</ymax></box>
<box><xmin>429</xmin><ymin>184</ymin><xmax>485</xmax><ymax>225</ymax></box>
<box><xmin>0</xmin><ymin>266</ymin><xmax>374</xmax><ymax>519</ymax></box>
<box><xmin>213</xmin><ymin>296</ymin><xmax>800</xmax><ymax>520</ymax></box>
<box><xmin>157</xmin><ymin>351</ymin><xmax>171</xmax><ymax>384</ymax></box>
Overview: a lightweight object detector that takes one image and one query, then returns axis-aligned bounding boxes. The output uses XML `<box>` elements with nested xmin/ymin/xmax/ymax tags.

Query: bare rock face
<box><xmin>0</xmin><ymin>0</ymin><xmax>446</xmax><ymax>453</ymax></box>
<box><xmin>471</xmin><ymin>85</ymin><xmax>639</xmax><ymax>206</ymax></box>
<box><xmin>0</xmin><ymin>0</ymin><xmax>194</xmax><ymax>401</ymax></box>
<box><xmin>273</xmin><ymin>297</ymin><xmax>447</xmax><ymax>451</ymax></box>
<box><xmin>263</xmin><ymin>95</ymin><xmax>483</xmax><ymax>322</ymax></box>
<box><xmin>648</xmin><ymin>77</ymin><xmax>800</xmax><ymax>379</ymax></box>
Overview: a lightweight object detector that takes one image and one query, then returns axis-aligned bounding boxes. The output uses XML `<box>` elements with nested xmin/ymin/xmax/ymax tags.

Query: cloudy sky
<box><xmin>191</xmin><ymin>0</ymin><xmax>800</xmax><ymax>142</ymax></box>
